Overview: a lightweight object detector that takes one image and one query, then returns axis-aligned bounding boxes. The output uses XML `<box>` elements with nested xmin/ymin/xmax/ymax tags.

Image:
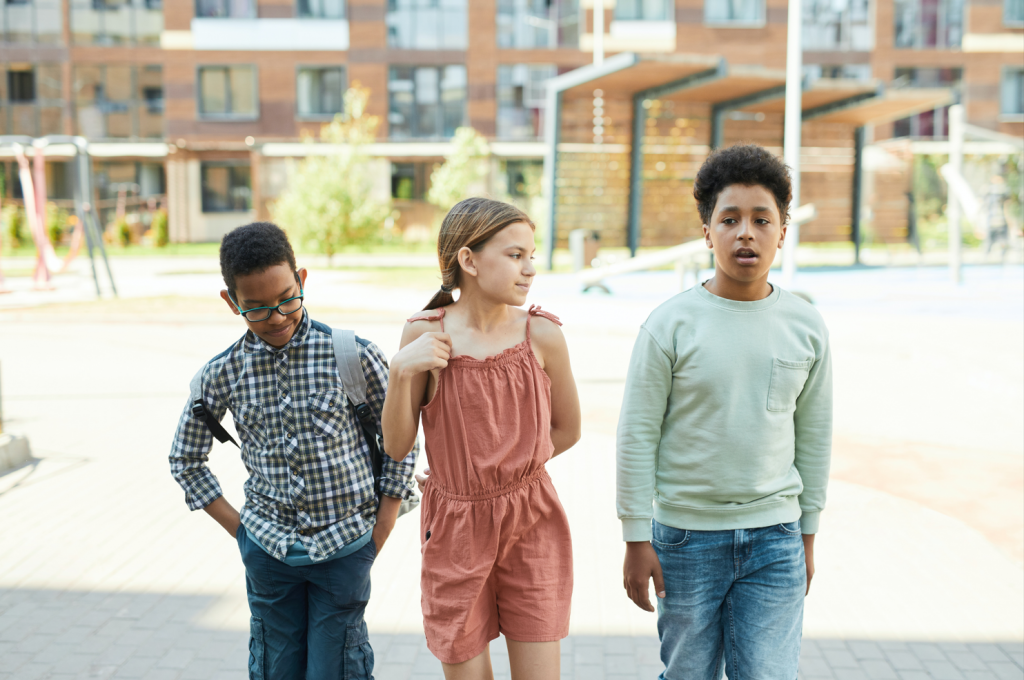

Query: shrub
<box><xmin>152</xmin><ymin>209</ymin><xmax>169</xmax><ymax>247</ymax></box>
<box><xmin>427</xmin><ymin>127</ymin><xmax>490</xmax><ymax>217</ymax></box>
<box><xmin>46</xmin><ymin>203</ymin><xmax>69</xmax><ymax>247</ymax></box>
<box><xmin>2</xmin><ymin>206</ymin><xmax>27</xmax><ymax>249</ymax></box>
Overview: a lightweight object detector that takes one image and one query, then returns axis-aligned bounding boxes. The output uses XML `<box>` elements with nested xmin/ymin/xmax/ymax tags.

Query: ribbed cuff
<box><xmin>621</xmin><ymin>518</ymin><xmax>652</xmax><ymax>542</ymax></box>
<box><xmin>800</xmin><ymin>510</ymin><xmax>820</xmax><ymax>534</ymax></box>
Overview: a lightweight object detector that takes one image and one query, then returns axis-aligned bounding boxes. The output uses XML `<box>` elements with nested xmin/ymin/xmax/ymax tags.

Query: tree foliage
<box><xmin>273</xmin><ymin>84</ymin><xmax>391</xmax><ymax>262</ymax></box>
<box><xmin>427</xmin><ymin>127</ymin><xmax>490</xmax><ymax>216</ymax></box>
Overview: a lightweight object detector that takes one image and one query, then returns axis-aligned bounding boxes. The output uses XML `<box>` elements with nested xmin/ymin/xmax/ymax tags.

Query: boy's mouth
<box><xmin>734</xmin><ymin>248</ymin><xmax>758</xmax><ymax>265</ymax></box>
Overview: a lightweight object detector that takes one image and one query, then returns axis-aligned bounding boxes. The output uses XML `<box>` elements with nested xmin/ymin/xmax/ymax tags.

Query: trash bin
<box><xmin>569</xmin><ymin>229</ymin><xmax>601</xmax><ymax>272</ymax></box>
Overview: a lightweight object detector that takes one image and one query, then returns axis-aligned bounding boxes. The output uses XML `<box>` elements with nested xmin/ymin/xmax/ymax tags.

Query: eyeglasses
<box><xmin>230</xmin><ymin>288</ymin><xmax>305</xmax><ymax>322</ymax></box>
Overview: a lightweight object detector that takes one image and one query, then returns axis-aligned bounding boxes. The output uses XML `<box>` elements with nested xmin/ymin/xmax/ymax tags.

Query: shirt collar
<box><xmin>244</xmin><ymin>309</ymin><xmax>311</xmax><ymax>354</ymax></box>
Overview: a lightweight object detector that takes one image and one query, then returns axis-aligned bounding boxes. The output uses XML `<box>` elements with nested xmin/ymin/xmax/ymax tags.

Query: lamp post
<box><xmin>781</xmin><ymin>0</ymin><xmax>803</xmax><ymax>287</ymax></box>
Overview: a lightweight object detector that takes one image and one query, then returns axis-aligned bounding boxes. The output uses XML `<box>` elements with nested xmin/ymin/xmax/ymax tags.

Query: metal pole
<box><xmin>542</xmin><ymin>86</ymin><xmax>562</xmax><ymax>271</ymax></box>
<box><xmin>851</xmin><ymin>125</ymin><xmax>865</xmax><ymax>265</ymax></box>
<box><xmin>781</xmin><ymin>0</ymin><xmax>803</xmax><ymax>287</ymax></box>
<box><xmin>627</xmin><ymin>94</ymin><xmax>645</xmax><ymax>256</ymax></box>
<box><xmin>71</xmin><ymin>149</ymin><xmax>102</xmax><ymax>296</ymax></box>
<box><xmin>948</xmin><ymin>103</ymin><xmax>963</xmax><ymax>284</ymax></box>
<box><xmin>710</xmin><ymin>107</ymin><xmax>726</xmax><ymax>150</ymax></box>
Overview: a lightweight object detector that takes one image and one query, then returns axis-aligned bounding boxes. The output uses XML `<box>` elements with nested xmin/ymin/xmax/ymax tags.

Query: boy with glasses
<box><xmin>169</xmin><ymin>221</ymin><xmax>417</xmax><ymax>679</ymax></box>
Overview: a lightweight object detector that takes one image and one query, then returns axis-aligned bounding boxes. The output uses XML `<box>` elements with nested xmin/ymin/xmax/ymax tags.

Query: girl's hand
<box><xmin>394</xmin><ymin>333</ymin><xmax>452</xmax><ymax>377</ymax></box>
<box><xmin>414</xmin><ymin>467</ymin><xmax>431</xmax><ymax>492</ymax></box>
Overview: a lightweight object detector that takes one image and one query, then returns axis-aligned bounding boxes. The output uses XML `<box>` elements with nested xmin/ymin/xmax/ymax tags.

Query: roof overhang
<box><xmin>555</xmin><ymin>52</ymin><xmax>724</xmax><ymax>99</ymax></box>
<box><xmin>807</xmin><ymin>88</ymin><xmax>955</xmax><ymax>126</ymax></box>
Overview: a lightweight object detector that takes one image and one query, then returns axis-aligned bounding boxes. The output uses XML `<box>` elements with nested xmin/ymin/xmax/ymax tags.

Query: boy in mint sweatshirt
<box><xmin>617</xmin><ymin>145</ymin><xmax>832</xmax><ymax>679</ymax></box>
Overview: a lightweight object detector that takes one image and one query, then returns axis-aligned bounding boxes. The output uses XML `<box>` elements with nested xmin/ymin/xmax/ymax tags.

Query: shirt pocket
<box><xmin>767</xmin><ymin>358</ymin><xmax>814</xmax><ymax>412</ymax></box>
<box><xmin>236</xmin><ymin>402</ymin><xmax>268</xmax><ymax>449</ymax></box>
<box><xmin>309</xmin><ymin>389</ymin><xmax>347</xmax><ymax>438</ymax></box>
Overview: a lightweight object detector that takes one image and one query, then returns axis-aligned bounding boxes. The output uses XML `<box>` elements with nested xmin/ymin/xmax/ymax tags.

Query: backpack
<box><xmin>188</xmin><ymin>328</ymin><xmax>419</xmax><ymax>519</ymax></box>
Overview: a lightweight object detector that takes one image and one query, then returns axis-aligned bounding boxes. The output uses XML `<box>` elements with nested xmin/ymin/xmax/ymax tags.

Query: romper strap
<box><xmin>526</xmin><ymin>305</ymin><xmax>562</xmax><ymax>342</ymax></box>
<box><xmin>407</xmin><ymin>307</ymin><xmax>445</xmax><ymax>331</ymax></box>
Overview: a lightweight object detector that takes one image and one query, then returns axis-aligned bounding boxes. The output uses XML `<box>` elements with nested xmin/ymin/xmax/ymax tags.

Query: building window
<box><xmin>497</xmin><ymin>0</ymin><xmax>578</xmax><ymax>48</ymax></box>
<box><xmin>894</xmin><ymin>0</ymin><xmax>962</xmax><ymax>49</ymax></box>
<box><xmin>386</xmin><ymin>0</ymin><xmax>467</xmax><ymax>49</ymax></box>
<box><xmin>1</xmin><ymin>0</ymin><xmax>63</xmax><ymax>44</ymax></box>
<box><xmin>391</xmin><ymin>162</ymin><xmax>429</xmax><ymax>200</ymax></box>
<box><xmin>388</xmin><ymin>65</ymin><xmax>467</xmax><ymax>139</ymax></box>
<box><xmin>705</xmin><ymin>0</ymin><xmax>765</xmax><ymax>25</ymax></box>
<box><xmin>1</xmin><ymin>64</ymin><xmax>64</xmax><ymax>136</ymax></box>
<box><xmin>297</xmin><ymin>66</ymin><xmax>345</xmax><ymax>118</ymax></box>
<box><xmin>198</xmin><ymin>66</ymin><xmax>258</xmax><ymax>119</ymax></box>
<box><xmin>8</xmin><ymin>68</ymin><xmax>35</xmax><ymax>102</ymax></box>
<box><xmin>497</xmin><ymin>64</ymin><xmax>555</xmax><ymax>140</ymax></box>
<box><xmin>201</xmin><ymin>163</ymin><xmax>252</xmax><ymax>213</ymax></box>
<box><xmin>505</xmin><ymin>159</ymin><xmax>541</xmax><ymax>197</ymax></box>
<box><xmin>297</xmin><ymin>0</ymin><xmax>345</xmax><ymax>18</ymax></box>
<box><xmin>804</xmin><ymin>64</ymin><xmax>873</xmax><ymax>81</ymax></box>
<box><xmin>1002</xmin><ymin>67</ymin><xmax>1024</xmax><ymax>115</ymax></box>
<box><xmin>1006</xmin><ymin>0</ymin><xmax>1024</xmax><ymax>25</ymax></box>
<box><xmin>74</xmin><ymin>64</ymin><xmax>163</xmax><ymax>139</ymax></box>
<box><xmin>70</xmin><ymin>0</ymin><xmax>163</xmax><ymax>46</ymax></box>
<box><xmin>615</xmin><ymin>0</ymin><xmax>671</xmax><ymax>20</ymax></box>
<box><xmin>195</xmin><ymin>0</ymin><xmax>254</xmax><ymax>17</ymax></box>
<box><xmin>892</xmin><ymin>67</ymin><xmax>961</xmax><ymax>138</ymax></box>
<box><xmin>802</xmin><ymin>0</ymin><xmax>872</xmax><ymax>51</ymax></box>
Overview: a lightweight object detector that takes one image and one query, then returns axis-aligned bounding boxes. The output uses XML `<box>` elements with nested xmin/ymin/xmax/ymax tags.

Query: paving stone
<box><xmin>887</xmin><ymin>652</ymin><xmax>925</xmax><ymax>671</ymax></box>
<box><xmin>849</xmin><ymin>642</ymin><xmax>887</xmax><ymax>660</ymax></box>
<box><xmin>987</xmin><ymin>662</ymin><xmax>1024</xmax><ymax>680</ymax></box>
<box><xmin>908</xmin><ymin>643</ymin><xmax>948</xmax><ymax>661</ymax></box>
<box><xmin>948</xmin><ymin>652</ymin><xmax>990</xmax><ymax>672</ymax></box>
<box><xmin>825</xmin><ymin>649</ymin><xmax>861</xmax><ymax>669</ymax></box>
<box><xmin>861</xmin><ymin>660</ymin><xmax>899</xmax><ymax>680</ymax></box>
<box><xmin>923</xmin><ymin>660</ymin><xmax>967</xmax><ymax>680</ymax></box>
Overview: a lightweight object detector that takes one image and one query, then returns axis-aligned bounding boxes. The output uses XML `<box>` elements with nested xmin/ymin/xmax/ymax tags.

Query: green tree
<box><xmin>273</xmin><ymin>84</ymin><xmax>392</xmax><ymax>264</ymax></box>
<box><xmin>427</xmin><ymin>127</ymin><xmax>490</xmax><ymax>217</ymax></box>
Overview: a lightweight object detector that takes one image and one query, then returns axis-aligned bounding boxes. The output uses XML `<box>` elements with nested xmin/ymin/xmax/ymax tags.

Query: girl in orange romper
<box><xmin>381</xmin><ymin>197</ymin><xmax>581</xmax><ymax>679</ymax></box>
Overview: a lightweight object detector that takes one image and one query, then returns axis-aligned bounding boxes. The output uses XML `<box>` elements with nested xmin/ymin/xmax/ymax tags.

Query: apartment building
<box><xmin>1</xmin><ymin>0</ymin><xmax>1021</xmax><ymax>245</ymax></box>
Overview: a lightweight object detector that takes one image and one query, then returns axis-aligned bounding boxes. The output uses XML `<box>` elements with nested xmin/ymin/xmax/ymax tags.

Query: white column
<box><xmin>593</xmin><ymin>0</ymin><xmax>605</xmax><ymax>65</ymax></box>
<box><xmin>781</xmin><ymin>0</ymin><xmax>803</xmax><ymax>287</ymax></box>
<box><xmin>948</xmin><ymin>103</ymin><xmax>963</xmax><ymax>284</ymax></box>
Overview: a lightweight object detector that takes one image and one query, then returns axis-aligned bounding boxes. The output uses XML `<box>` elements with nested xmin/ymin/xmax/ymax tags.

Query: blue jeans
<box><xmin>652</xmin><ymin>519</ymin><xmax>806</xmax><ymax>680</ymax></box>
<box><xmin>237</xmin><ymin>527</ymin><xmax>377</xmax><ymax>679</ymax></box>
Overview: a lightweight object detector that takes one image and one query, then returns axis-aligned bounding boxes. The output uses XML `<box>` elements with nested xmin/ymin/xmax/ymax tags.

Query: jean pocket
<box><xmin>767</xmin><ymin>358</ymin><xmax>813</xmax><ymax>412</ymax></box>
<box><xmin>248</xmin><ymin>617</ymin><xmax>266</xmax><ymax>680</ymax></box>
<box><xmin>344</xmin><ymin>620</ymin><xmax>374</xmax><ymax>680</ymax></box>
<box><xmin>776</xmin><ymin>520</ymin><xmax>802</xmax><ymax>536</ymax></box>
<box><xmin>651</xmin><ymin>520</ymin><xmax>690</xmax><ymax>549</ymax></box>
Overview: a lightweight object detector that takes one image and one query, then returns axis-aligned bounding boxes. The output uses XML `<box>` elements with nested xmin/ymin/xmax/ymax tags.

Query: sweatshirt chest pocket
<box><xmin>767</xmin><ymin>358</ymin><xmax>814</xmax><ymax>412</ymax></box>
<box><xmin>309</xmin><ymin>390</ymin><xmax>347</xmax><ymax>438</ymax></box>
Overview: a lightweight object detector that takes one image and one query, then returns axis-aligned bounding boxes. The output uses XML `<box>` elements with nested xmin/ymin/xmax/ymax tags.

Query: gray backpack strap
<box><xmin>332</xmin><ymin>328</ymin><xmax>368</xmax><ymax>407</ymax></box>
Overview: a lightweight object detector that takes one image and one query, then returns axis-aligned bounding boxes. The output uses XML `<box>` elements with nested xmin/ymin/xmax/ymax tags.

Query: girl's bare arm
<box><xmin>532</xmin><ymin>318</ymin><xmax>581</xmax><ymax>457</ymax></box>
<box><xmin>381</xmin><ymin>321</ymin><xmax>450</xmax><ymax>461</ymax></box>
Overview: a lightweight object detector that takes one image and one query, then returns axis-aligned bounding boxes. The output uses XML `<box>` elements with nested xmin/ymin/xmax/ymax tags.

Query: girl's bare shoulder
<box><xmin>401</xmin><ymin>310</ymin><xmax>445</xmax><ymax>345</ymax></box>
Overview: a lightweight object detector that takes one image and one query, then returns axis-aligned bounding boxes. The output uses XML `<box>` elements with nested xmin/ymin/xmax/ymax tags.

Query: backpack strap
<box><xmin>189</xmin><ymin>365</ymin><xmax>239</xmax><ymax>449</ymax></box>
<box><xmin>331</xmin><ymin>329</ymin><xmax>384</xmax><ymax>487</ymax></box>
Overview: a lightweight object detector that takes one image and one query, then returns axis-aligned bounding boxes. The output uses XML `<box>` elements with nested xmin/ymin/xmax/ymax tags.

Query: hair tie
<box><xmin>440</xmin><ymin>283</ymin><xmax>453</xmax><ymax>294</ymax></box>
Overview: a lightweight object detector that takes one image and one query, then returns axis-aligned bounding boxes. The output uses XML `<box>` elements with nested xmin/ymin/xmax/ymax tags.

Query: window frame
<box><xmin>193</xmin><ymin>0</ymin><xmax>255</xmax><ymax>18</ymax></box>
<box><xmin>385</xmin><ymin>0</ymin><xmax>468</xmax><ymax>50</ymax></box>
<box><xmin>196</xmin><ymin>64</ymin><xmax>259</xmax><ymax>121</ymax></box>
<box><xmin>7</xmin><ymin>66</ymin><xmax>36</xmax><ymax>103</ymax></box>
<box><xmin>295</xmin><ymin>64</ymin><xmax>347</xmax><ymax>120</ymax></box>
<box><xmin>387</xmin><ymin>64</ymin><xmax>467</xmax><ymax>140</ymax></box>
<box><xmin>295</xmin><ymin>0</ymin><xmax>346</xmax><ymax>19</ymax></box>
<box><xmin>703</xmin><ymin>0</ymin><xmax>766</xmax><ymax>27</ymax></box>
<box><xmin>614</xmin><ymin>0</ymin><xmax>672</xmax><ymax>21</ymax></box>
<box><xmin>1005</xmin><ymin>0</ymin><xmax>1024</xmax><ymax>27</ymax></box>
<box><xmin>200</xmin><ymin>161</ymin><xmax>253</xmax><ymax>213</ymax></box>
<box><xmin>496</xmin><ymin>0</ymin><xmax>579</xmax><ymax>49</ymax></box>
<box><xmin>1000</xmin><ymin>65</ymin><xmax>1024</xmax><ymax>118</ymax></box>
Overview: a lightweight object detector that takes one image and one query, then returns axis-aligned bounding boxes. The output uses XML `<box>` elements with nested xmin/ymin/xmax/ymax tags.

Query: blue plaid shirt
<box><xmin>169</xmin><ymin>311</ymin><xmax>418</xmax><ymax>562</ymax></box>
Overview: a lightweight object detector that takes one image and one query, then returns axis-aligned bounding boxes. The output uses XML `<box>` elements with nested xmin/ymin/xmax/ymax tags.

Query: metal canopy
<box><xmin>541</xmin><ymin>52</ymin><xmax>956</xmax><ymax>268</ymax></box>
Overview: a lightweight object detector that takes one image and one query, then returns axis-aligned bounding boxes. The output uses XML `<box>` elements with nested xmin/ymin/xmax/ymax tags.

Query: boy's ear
<box><xmin>220</xmin><ymin>289</ymin><xmax>241</xmax><ymax>315</ymax></box>
<box><xmin>457</xmin><ymin>246</ymin><xmax>478</xmax><ymax>278</ymax></box>
<box><xmin>297</xmin><ymin>267</ymin><xmax>308</xmax><ymax>288</ymax></box>
<box><xmin>703</xmin><ymin>224</ymin><xmax>713</xmax><ymax>249</ymax></box>
<box><xmin>778</xmin><ymin>223</ymin><xmax>787</xmax><ymax>249</ymax></box>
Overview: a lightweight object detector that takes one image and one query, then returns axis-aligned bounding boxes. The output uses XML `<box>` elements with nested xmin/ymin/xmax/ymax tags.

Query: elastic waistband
<box><xmin>429</xmin><ymin>467</ymin><xmax>548</xmax><ymax>502</ymax></box>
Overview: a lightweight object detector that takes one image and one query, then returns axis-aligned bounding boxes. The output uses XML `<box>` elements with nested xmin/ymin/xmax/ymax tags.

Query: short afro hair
<box><xmin>219</xmin><ymin>221</ymin><xmax>297</xmax><ymax>293</ymax></box>
<box><xmin>693</xmin><ymin>144</ymin><xmax>792</xmax><ymax>226</ymax></box>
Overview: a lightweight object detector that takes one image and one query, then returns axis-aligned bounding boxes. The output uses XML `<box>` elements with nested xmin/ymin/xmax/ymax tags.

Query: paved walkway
<box><xmin>1</xmin><ymin>263</ymin><xmax>1022</xmax><ymax>678</ymax></box>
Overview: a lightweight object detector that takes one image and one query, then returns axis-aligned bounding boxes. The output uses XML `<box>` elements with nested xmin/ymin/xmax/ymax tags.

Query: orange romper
<box><xmin>411</xmin><ymin>305</ymin><xmax>573</xmax><ymax>665</ymax></box>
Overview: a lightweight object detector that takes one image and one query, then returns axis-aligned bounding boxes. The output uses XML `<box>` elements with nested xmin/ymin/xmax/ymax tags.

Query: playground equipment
<box><xmin>942</xmin><ymin>104</ymin><xmax>1024</xmax><ymax>284</ymax></box>
<box><xmin>579</xmin><ymin>203</ymin><xmax>817</xmax><ymax>293</ymax></box>
<box><xmin>0</xmin><ymin>135</ymin><xmax>117</xmax><ymax>297</ymax></box>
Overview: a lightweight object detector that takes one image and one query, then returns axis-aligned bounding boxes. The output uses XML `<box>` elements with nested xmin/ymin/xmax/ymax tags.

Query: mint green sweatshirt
<box><xmin>616</xmin><ymin>283</ymin><xmax>832</xmax><ymax>541</ymax></box>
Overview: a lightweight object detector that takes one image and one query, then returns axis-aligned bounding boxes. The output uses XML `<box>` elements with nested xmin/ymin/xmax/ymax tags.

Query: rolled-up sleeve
<box><xmin>362</xmin><ymin>341</ymin><xmax>418</xmax><ymax>500</ymax></box>
<box><xmin>169</xmin><ymin>365</ymin><xmax>225</xmax><ymax>510</ymax></box>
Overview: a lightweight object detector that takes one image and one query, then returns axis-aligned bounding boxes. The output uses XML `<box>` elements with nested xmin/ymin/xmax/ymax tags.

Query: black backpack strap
<box><xmin>189</xmin><ymin>365</ymin><xmax>239</xmax><ymax>449</ymax></box>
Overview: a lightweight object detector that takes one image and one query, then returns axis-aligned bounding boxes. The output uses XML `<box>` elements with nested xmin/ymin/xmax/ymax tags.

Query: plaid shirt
<box><xmin>169</xmin><ymin>311</ymin><xmax>418</xmax><ymax>562</ymax></box>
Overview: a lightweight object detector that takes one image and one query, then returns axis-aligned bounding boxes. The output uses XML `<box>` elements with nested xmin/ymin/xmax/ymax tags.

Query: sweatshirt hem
<box><xmin>653</xmin><ymin>496</ymin><xmax>801</xmax><ymax>531</ymax></box>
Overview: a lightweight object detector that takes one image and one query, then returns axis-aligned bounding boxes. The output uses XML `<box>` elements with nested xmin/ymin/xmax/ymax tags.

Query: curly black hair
<box><xmin>219</xmin><ymin>222</ymin><xmax>297</xmax><ymax>293</ymax></box>
<box><xmin>693</xmin><ymin>144</ymin><xmax>792</xmax><ymax>226</ymax></box>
